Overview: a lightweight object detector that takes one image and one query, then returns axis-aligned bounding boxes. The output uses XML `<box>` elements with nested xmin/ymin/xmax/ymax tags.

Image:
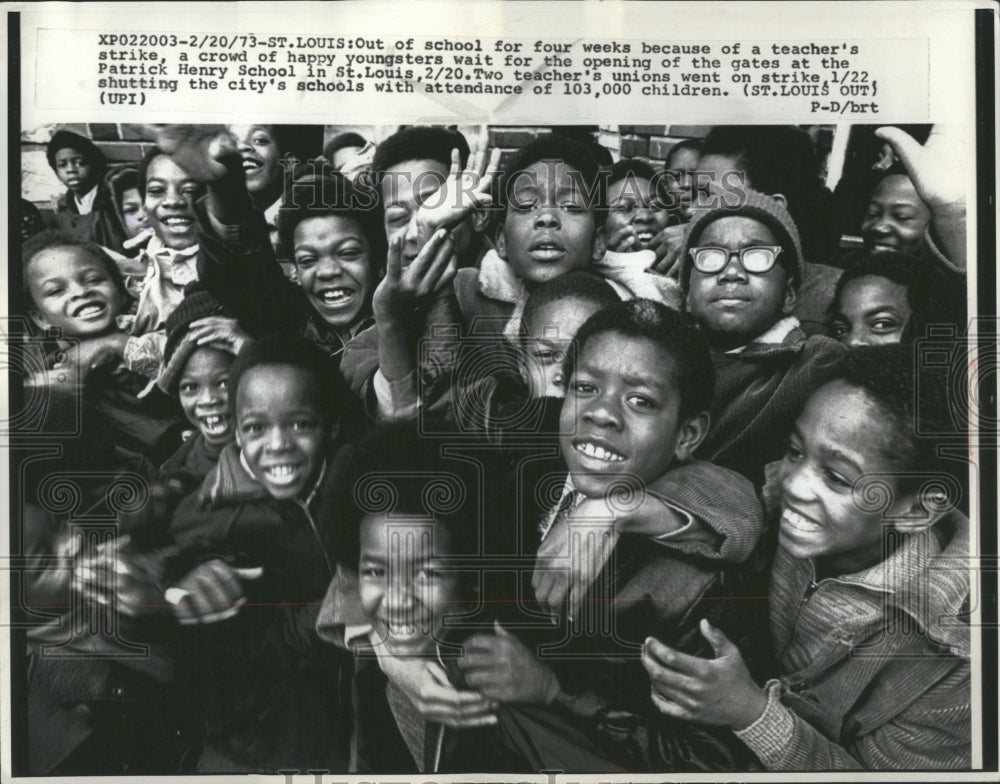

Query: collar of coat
<box><xmin>199</xmin><ymin>442</ymin><xmax>327</xmax><ymax>509</ymax></box>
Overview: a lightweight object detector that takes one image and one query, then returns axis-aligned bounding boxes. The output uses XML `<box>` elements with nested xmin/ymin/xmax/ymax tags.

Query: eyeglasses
<box><xmin>688</xmin><ymin>246</ymin><xmax>783</xmax><ymax>275</ymax></box>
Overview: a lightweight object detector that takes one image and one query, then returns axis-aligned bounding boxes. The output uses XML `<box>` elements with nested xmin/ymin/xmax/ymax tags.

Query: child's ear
<box><xmin>28</xmin><ymin>309</ymin><xmax>51</xmax><ymax>332</ymax></box>
<box><xmin>673</xmin><ymin>411</ymin><xmax>710</xmax><ymax>462</ymax></box>
<box><xmin>590</xmin><ymin>226</ymin><xmax>608</xmax><ymax>262</ymax></box>
<box><xmin>782</xmin><ymin>279</ymin><xmax>798</xmax><ymax>316</ymax></box>
<box><xmin>495</xmin><ymin>229</ymin><xmax>509</xmax><ymax>262</ymax></box>
<box><xmin>771</xmin><ymin>193</ymin><xmax>789</xmax><ymax>209</ymax></box>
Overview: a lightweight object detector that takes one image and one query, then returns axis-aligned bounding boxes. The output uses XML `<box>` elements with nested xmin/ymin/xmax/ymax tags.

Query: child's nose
<box><xmin>718</xmin><ymin>254</ymin><xmax>748</xmax><ymax>282</ymax></box>
<box><xmin>583</xmin><ymin>397</ymin><xmax>622</xmax><ymax>429</ymax></box>
<box><xmin>533</xmin><ymin>206</ymin><xmax>561</xmax><ymax>229</ymax></box>
<box><xmin>266</xmin><ymin>426</ymin><xmax>291</xmax><ymax>451</ymax></box>
<box><xmin>162</xmin><ymin>186</ymin><xmax>187</xmax><ymax>207</ymax></box>
<box><xmin>780</xmin><ymin>462</ymin><xmax>815</xmax><ymax>504</ymax></box>
<box><xmin>315</xmin><ymin>256</ymin><xmax>344</xmax><ymax>279</ymax></box>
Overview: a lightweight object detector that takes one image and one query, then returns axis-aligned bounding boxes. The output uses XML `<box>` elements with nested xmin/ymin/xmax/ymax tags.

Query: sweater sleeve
<box><xmin>194</xmin><ymin>199</ymin><xmax>306</xmax><ymax>337</ymax></box>
<box><xmin>736</xmin><ymin>664</ymin><xmax>971</xmax><ymax>770</ymax></box>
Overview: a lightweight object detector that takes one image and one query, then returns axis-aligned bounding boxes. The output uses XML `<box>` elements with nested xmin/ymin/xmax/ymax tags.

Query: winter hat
<box><xmin>46</xmin><ymin>130</ymin><xmax>107</xmax><ymax>174</ymax></box>
<box><xmin>155</xmin><ymin>285</ymin><xmax>238</xmax><ymax>395</ymax></box>
<box><xmin>680</xmin><ymin>189</ymin><xmax>804</xmax><ymax>289</ymax></box>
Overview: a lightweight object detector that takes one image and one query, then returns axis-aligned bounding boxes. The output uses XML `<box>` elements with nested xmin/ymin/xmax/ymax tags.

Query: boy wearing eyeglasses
<box><xmin>681</xmin><ymin>191</ymin><xmax>844</xmax><ymax>488</ymax></box>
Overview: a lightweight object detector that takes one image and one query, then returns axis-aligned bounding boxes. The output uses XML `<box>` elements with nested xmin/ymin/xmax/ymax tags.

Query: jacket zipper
<box><xmin>296</xmin><ymin>499</ymin><xmax>334</xmax><ymax>580</ymax></box>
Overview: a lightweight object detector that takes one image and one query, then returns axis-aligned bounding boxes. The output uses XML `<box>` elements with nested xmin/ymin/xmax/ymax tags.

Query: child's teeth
<box><xmin>76</xmin><ymin>304</ymin><xmax>103</xmax><ymax>318</ymax></box>
<box><xmin>577</xmin><ymin>442</ymin><xmax>624</xmax><ymax>462</ymax></box>
<box><xmin>265</xmin><ymin>465</ymin><xmax>298</xmax><ymax>479</ymax></box>
<box><xmin>782</xmin><ymin>509</ymin><xmax>821</xmax><ymax>532</ymax></box>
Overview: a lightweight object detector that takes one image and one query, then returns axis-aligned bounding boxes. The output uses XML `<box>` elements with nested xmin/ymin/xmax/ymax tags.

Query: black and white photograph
<box><xmin>3</xmin><ymin>1</ymin><xmax>997</xmax><ymax>781</ymax></box>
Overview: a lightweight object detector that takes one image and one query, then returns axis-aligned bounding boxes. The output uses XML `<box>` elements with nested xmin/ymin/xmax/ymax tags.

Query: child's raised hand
<box><xmin>376</xmin><ymin>655</ymin><xmax>499</xmax><ymax>728</ymax></box>
<box><xmin>457</xmin><ymin>621</ymin><xmax>561</xmax><ymax>705</ymax></box>
<box><xmin>155</xmin><ymin>125</ymin><xmax>241</xmax><ymax>184</ymax></box>
<box><xmin>373</xmin><ymin>229</ymin><xmax>456</xmax><ymax>326</ymax></box>
<box><xmin>415</xmin><ymin>145</ymin><xmax>500</xmax><ymax>233</ymax></box>
<box><xmin>641</xmin><ymin>619</ymin><xmax>767</xmax><ymax>729</ymax></box>
<box><xmin>187</xmin><ymin>316</ymin><xmax>250</xmax><ymax>355</ymax></box>
<box><xmin>874</xmin><ymin>125</ymin><xmax>966</xmax><ymax>215</ymax></box>
<box><xmin>164</xmin><ymin>558</ymin><xmax>263</xmax><ymax>625</ymax></box>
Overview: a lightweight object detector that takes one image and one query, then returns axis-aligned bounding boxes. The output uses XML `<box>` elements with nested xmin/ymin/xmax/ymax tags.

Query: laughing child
<box><xmin>452</xmin><ymin>300</ymin><xmax>763</xmax><ymax>772</ymax></box>
<box><xmin>642</xmin><ymin>345</ymin><xmax>970</xmax><ymax>770</ymax></box>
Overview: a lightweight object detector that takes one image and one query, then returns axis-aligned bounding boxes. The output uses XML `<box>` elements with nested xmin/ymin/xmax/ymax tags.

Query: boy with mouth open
<box><xmin>442</xmin><ymin>300</ymin><xmax>763</xmax><ymax>772</ymax></box>
<box><xmin>141</xmin><ymin>335</ymin><xmax>353</xmax><ymax>772</ymax></box>
<box><xmin>641</xmin><ymin>346</ymin><xmax>971</xmax><ymax>770</ymax></box>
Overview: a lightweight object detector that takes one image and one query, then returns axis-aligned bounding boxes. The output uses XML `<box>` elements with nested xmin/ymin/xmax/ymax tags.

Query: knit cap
<box><xmin>155</xmin><ymin>285</ymin><xmax>236</xmax><ymax>395</ymax></box>
<box><xmin>679</xmin><ymin>189</ymin><xmax>804</xmax><ymax>288</ymax></box>
<box><xmin>46</xmin><ymin>130</ymin><xmax>106</xmax><ymax>172</ymax></box>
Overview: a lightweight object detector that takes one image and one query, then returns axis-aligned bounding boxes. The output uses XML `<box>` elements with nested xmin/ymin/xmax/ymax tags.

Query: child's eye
<box><xmin>181</xmin><ymin>186</ymin><xmax>199</xmax><ymax>197</ymax></box>
<box><xmin>823</xmin><ymin>469</ymin><xmax>851</xmax><ymax>490</ymax></box>
<box><xmin>43</xmin><ymin>286</ymin><xmax>64</xmax><ymax>297</ymax></box>
<box><xmin>242</xmin><ymin>422</ymin><xmax>263</xmax><ymax>435</ymax></box>
<box><xmin>360</xmin><ymin>566</ymin><xmax>385</xmax><ymax>579</ymax></box>
<box><xmin>559</xmin><ymin>202</ymin><xmax>585</xmax><ymax>213</ymax></box>
<box><xmin>217</xmin><ymin>378</ymin><xmax>229</xmax><ymax>390</ymax></box>
<box><xmin>293</xmin><ymin>419</ymin><xmax>318</xmax><ymax>431</ymax></box>
<box><xmin>784</xmin><ymin>442</ymin><xmax>803</xmax><ymax>461</ymax></box>
<box><xmin>179</xmin><ymin>382</ymin><xmax>198</xmax><ymax>394</ymax></box>
<box><xmin>830</xmin><ymin>321</ymin><xmax>849</xmax><ymax>338</ymax></box>
<box><xmin>338</xmin><ymin>248</ymin><xmax>365</xmax><ymax>262</ymax></box>
<box><xmin>572</xmin><ymin>380</ymin><xmax>596</xmax><ymax>395</ymax></box>
<box><xmin>415</xmin><ymin>567</ymin><xmax>439</xmax><ymax>583</ymax></box>
<box><xmin>295</xmin><ymin>256</ymin><xmax>316</xmax><ymax>268</ymax></box>
<box><xmin>252</xmin><ymin>135</ymin><xmax>273</xmax><ymax>148</ymax></box>
<box><xmin>626</xmin><ymin>393</ymin><xmax>657</xmax><ymax>409</ymax></box>
<box><xmin>870</xmin><ymin>318</ymin><xmax>900</xmax><ymax>332</ymax></box>
<box><xmin>384</xmin><ymin>208</ymin><xmax>409</xmax><ymax>226</ymax></box>
<box><xmin>146</xmin><ymin>187</ymin><xmax>164</xmax><ymax>197</ymax></box>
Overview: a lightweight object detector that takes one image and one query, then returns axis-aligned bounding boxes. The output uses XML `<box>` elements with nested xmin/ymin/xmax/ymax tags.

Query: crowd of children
<box><xmin>16</xmin><ymin>121</ymin><xmax>973</xmax><ymax>774</ymax></box>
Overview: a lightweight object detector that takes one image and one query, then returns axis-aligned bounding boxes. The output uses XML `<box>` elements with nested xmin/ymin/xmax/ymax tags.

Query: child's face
<box><xmin>120</xmin><ymin>187</ymin><xmax>148</xmax><ymax>238</ymax></box>
<box><xmin>27</xmin><ymin>245</ymin><xmax>123</xmax><ymax>338</ymax></box>
<box><xmin>831</xmin><ymin>275</ymin><xmax>912</xmax><ymax>347</ymax></box>
<box><xmin>862</xmin><ymin>175</ymin><xmax>931</xmax><ymax>255</ymax></box>
<box><xmin>685</xmin><ymin>216</ymin><xmax>795</xmax><ymax>349</ymax></box>
<box><xmin>605</xmin><ymin>175</ymin><xmax>670</xmax><ymax>251</ymax></box>
<box><xmin>293</xmin><ymin>215</ymin><xmax>375</xmax><ymax>329</ymax></box>
<box><xmin>53</xmin><ymin>147</ymin><xmax>95</xmax><ymax>195</ymax></box>
<box><xmin>664</xmin><ymin>146</ymin><xmax>700</xmax><ymax>218</ymax></box>
<box><xmin>560</xmin><ymin>331</ymin><xmax>699</xmax><ymax>498</ymax></box>
<box><xmin>498</xmin><ymin>161</ymin><xmax>605</xmax><ymax>288</ymax></box>
<box><xmin>235</xmin><ymin>364</ymin><xmax>330</xmax><ymax>499</ymax></box>
<box><xmin>144</xmin><ymin>154</ymin><xmax>200</xmax><ymax>250</ymax></box>
<box><xmin>228</xmin><ymin>124</ymin><xmax>283</xmax><ymax>195</ymax></box>
<box><xmin>178</xmin><ymin>347</ymin><xmax>234</xmax><ymax>447</ymax></box>
<box><xmin>521</xmin><ymin>296</ymin><xmax>604</xmax><ymax>399</ymax></box>
<box><xmin>331</xmin><ymin>145</ymin><xmax>363</xmax><ymax>171</ymax></box>
<box><xmin>359</xmin><ymin>513</ymin><xmax>461</xmax><ymax>656</ymax></box>
<box><xmin>778</xmin><ymin>380</ymin><xmax>917</xmax><ymax>575</ymax></box>
<box><xmin>382</xmin><ymin>158</ymin><xmax>476</xmax><ymax>266</ymax></box>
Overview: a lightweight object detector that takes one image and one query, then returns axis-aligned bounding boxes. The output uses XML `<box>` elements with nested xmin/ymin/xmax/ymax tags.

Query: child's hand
<box><xmin>458</xmin><ymin>621</ymin><xmax>561</xmax><ymax>705</ymax></box>
<box><xmin>607</xmin><ymin>223</ymin><xmax>640</xmax><ymax>253</ymax></box>
<box><xmin>187</xmin><ymin>316</ymin><xmax>250</xmax><ymax>355</ymax></box>
<box><xmin>50</xmin><ymin>333</ymin><xmax>128</xmax><ymax>386</ymax></box>
<box><xmin>155</xmin><ymin>125</ymin><xmax>242</xmax><ymax>184</ymax></box>
<box><xmin>73</xmin><ymin>535</ymin><xmax>166</xmax><ymax>618</ymax></box>
<box><xmin>373</xmin><ymin>229</ymin><xmax>456</xmax><ymax>326</ymax></box>
<box><xmin>641</xmin><ymin>619</ymin><xmax>767</xmax><ymax>729</ymax></box>
<box><xmin>874</xmin><ymin>125</ymin><xmax>966</xmax><ymax>215</ymax></box>
<box><xmin>532</xmin><ymin>497</ymin><xmax>618</xmax><ymax>623</ymax></box>
<box><xmin>164</xmin><ymin>559</ymin><xmax>263</xmax><ymax>625</ymax></box>
<box><xmin>648</xmin><ymin>223</ymin><xmax>688</xmax><ymax>277</ymax></box>
<box><xmin>376</xmin><ymin>655</ymin><xmax>499</xmax><ymax>728</ymax></box>
<box><xmin>415</xmin><ymin>145</ymin><xmax>500</xmax><ymax>234</ymax></box>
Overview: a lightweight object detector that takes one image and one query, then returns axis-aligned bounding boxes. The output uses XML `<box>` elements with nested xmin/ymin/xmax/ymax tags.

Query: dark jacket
<box><xmin>698</xmin><ymin>321</ymin><xmax>845</xmax><ymax>488</ymax></box>
<box><xmin>53</xmin><ymin>184</ymin><xmax>128</xmax><ymax>253</ymax></box>
<box><xmin>165</xmin><ymin>443</ymin><xmax>352</xmax><ymax>772</ymax></box>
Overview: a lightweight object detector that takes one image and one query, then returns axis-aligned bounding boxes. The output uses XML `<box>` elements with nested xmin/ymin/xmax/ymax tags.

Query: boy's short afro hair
<box><xmin>135</xmin><ymin>146</ymin><xmax>207</xmax><ymax>203</ymax></box>
<box><xmin>831</xmin><ymin>250</ymin><xmax>927</xmax><ymax>342</ymax></box>
<box><xmin>227</xmin><ymin>334</ymin><xmax>345</xmax><ymax>427</ymax></box>
<box><xmin>46</xmin><ymin>130</ymin><xmax>107</xmax><ymax>175</ymax></box>
<box><xmin>522</xmin><ymin>271</ymin><xmax>619</xmax><ymax>334</ymax></box>
<box><xmin>325</xmin><ymin>418</ymin><xmax>502</xmax><ymax>570</ymax></box>
<box><xmin>22</xmin><ymin>229</ymin><xmax>129</xmax><ymax>304</ymax></box>
<box><xmin>371</xmin><ymin>126</ymin><xmax>470</xmax><ymax>186</ymax></box>
<box><xmin>276</xmin><ymin>165</ymin><xmax>386</xmax><ymax>270</ymax></box>
<box><xmin>496</xmin><ymin>133</ymin><xmax>607</xmax><ymax>229</ymax></box>
<box><xmin>826</xmin><ymin>344</ymin><xmax>959</xmax><ymax>490</ymax></box>
<box><xmin>664</xmin><ymin>138</ymin><xmax>703</xmax><ymax>170</ymax></box>
<box><xmin>269</xmin><ymin>124</ymin><xmax>324</xmax><ymax>163</ymax></box>
<box><xmin>565</xmin><ymin>299</ymin><xmax>714</xmax><ymax>420</ymax></box>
